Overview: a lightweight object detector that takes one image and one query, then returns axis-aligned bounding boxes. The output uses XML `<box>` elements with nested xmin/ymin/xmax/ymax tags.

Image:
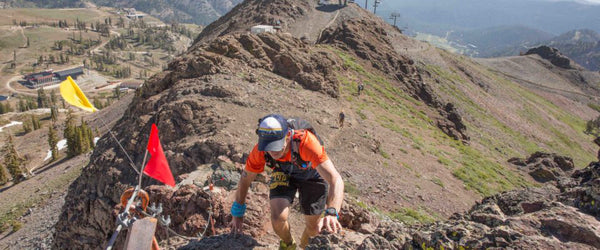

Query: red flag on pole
<box><xmin>144</xmin><ymin>124</ymin><xmax>175</xmax><ymax>187</ymax></box>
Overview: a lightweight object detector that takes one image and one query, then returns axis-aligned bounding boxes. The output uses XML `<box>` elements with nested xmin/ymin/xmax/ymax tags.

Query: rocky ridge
<box><xmin>304</xmin><ymin>153</ymin><xmax>600</xmax><ymax>249</ymax></box>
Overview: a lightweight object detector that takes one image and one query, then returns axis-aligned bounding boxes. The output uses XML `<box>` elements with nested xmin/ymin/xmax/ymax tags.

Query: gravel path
<box><xmin>0</xmin><ymin>191</ymin><xmax>66</xmax><ymax>250</ymax></box>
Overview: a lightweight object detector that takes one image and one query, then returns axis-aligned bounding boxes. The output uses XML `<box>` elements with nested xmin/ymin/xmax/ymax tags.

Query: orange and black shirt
<box><xmin>246</xmin><ymin>130</ymin><xmax>328</xmax><ymax>180</ymax></box>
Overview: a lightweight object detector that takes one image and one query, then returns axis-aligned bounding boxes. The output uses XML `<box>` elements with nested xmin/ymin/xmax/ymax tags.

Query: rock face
<box><xmin>508</xmin><ymin>151</ymin><xmax>574</xmax><ymax>182</ymax></box>
<box><xmin>194</xmin><ymin>0</ymin><xmax>313</xmax><ymax>45</ymax></box>
<box><xmin>306</xmin><ymin>159</ymin><xmax>600</xmax><ymax>250</ymax></box>
<box><xmin>320</xmin><ymin>17</ymin><xmax>469</xmax><ymax>142</ymax></box>
<box><xmin>525</xmin><ymin>46</ymin><xmax>579</xmax><ymax>70</ymax></box>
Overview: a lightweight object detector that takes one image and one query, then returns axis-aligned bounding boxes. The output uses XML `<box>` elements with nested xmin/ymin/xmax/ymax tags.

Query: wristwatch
<box><xmin>324</xmin><ymin>207</ymin><xmax>339</xmax><ymax>219</ymax></box>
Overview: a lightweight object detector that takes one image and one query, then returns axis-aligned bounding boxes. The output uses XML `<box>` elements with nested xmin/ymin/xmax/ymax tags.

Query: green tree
<box><xmin>113</xmin><ymin>86</ymin><xmax>121</xmax><ymax>100</ymax></box>
<box><xmin>586</xmin><ymin>116</ymin><xmax>600</xmax><ymax>137</ymax></box>
<box><xmin>26</xmin><ymin>97</ymin><xmax>37</xmax><ymax>110</ymax></box>
<box><xmin>48</xmin><ymin>125</ymin><xmax>59</xmax><ymax>161</ymax></box>
<box><xmin>64</xmin><ymin>111</ymin><xmax>78</xmax><ymax>157</ymax></box>
<box><xmin>18</xmin><ymin>98</ymin><xmax>27</xmax><ymax>112</ymax></box>
<box><xmin>78</xmin><ymin>118</ymin><xmax>90</xmax><ymax>154</ymax></box>
<box><xmin>50</xmin><ymin>106</ymin><xmax>58</xmax><ymax>123</ymax></box>
<box><xmin>92</xmin><ymin>97</ymin><xmax>103</xmax><ymax>110</ymax></box>
<box><xmin>0</xmin><ymin>102</ymin><xmax>6</xmax><ymax>114</ymax></box>
<box><xmin>30</xmin><ymin>115</ymin><xmax>40</xmax><ymax>130</ymax></box>
<box><xmin>50</xmin><ymin>89</ymin><xmax>57</xmax><ymax>106</ymax></box>
<box><xmin>85</xmin><ymin>121</ymin><xmax>95</xmax><ymax>150</ymax></box>
<box><xmin>22</xmin><ymin>119</ymin><xmax>32</xmax><ymax>134</ymax></box>
<box><xmin>0</xmin><ymin>162</ymin><xmax>8</xmax><ymax>185</ymax></box>
<box><xmin>4</xmin><ymin>136</ymin><xmax>24</xmax><ymax>183</ymax></box>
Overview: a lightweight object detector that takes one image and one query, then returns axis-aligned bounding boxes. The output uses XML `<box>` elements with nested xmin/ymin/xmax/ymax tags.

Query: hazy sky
<box><xmin>563</xmin><ymin>0</ymin><xmax>600</xmax><ymax>4</ymax></box>
<box><xmin>526</xmin><ymin>0</ymin><xmax>600</xmax><ymax>4</ymax></box>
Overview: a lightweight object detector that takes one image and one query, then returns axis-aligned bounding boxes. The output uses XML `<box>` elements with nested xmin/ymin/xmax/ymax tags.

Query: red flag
<box><xmin>144</xmin><ymin>124</ymin><xmax>175</xmax><ymax>187</ymax></box>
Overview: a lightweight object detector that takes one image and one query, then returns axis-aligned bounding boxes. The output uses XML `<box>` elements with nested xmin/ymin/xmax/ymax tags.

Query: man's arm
<box><xmin>235</xmin><ymin>170</ymin><xmax>258</xmax><ymax>204</ymax></box>
<box><xmin>316</xmin><ymin>159</ymin><xmax>344</xmax><ymax>211</ymax></box>
<box><xmin>316</xmin><ymin>159</ymin><xmax>344</xmax><ymax>233</ymax></box>
<box><xmin>230</xmin><ymin>169</ymin><xmax>257</xmax><ymax>235</ymax></box>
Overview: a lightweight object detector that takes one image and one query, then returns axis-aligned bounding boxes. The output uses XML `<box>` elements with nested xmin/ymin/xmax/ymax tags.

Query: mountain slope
<box><xmin>447</xmin><ymin>26</ymin><xmax>554</xmax><ymax>57</ymax></box>
<box><xmin>487</xmin><ymin>29</ymin><xmax>600</xmax><ymax>71</ymax></box>
<box><xmin>9</xmin><ymin>0</ymin><xmax>242</xmax><ymax>25</ymax></box>
<box><xmin>53</xmin><ymin>1</ymin><xmax>599</xmax><ymax>248</ymax></box>
<box><xmin>90</xmin><ymin>0</ymin><xmax>243</xmax><ymax>25</ymax></box>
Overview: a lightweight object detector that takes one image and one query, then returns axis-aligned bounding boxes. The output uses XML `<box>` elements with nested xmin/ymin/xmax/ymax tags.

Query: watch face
<box><xmin>325</xmin><ymin>208</ymin><xmax>336</xmax><ymax>215</ymax></box>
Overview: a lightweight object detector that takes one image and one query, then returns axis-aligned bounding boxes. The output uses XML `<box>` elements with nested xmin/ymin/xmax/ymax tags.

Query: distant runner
<box><xmin>357</xmin><ymin>83</ymin><xmax>364</xmax><ymax>96</ymax></box>
<box><xmin>230</xmin><ymin>114</ymin><xmax>344</xmax><ymax>249</ymax></box>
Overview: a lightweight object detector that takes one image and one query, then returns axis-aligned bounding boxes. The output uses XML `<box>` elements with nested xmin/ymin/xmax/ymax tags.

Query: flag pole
<box><xmin>138</xmin><ymin>150</ymin><xmax>149</xmax><ymax>187</ymax></box>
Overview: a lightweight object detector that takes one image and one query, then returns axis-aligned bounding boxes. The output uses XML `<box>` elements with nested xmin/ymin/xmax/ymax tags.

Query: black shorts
<box><xmin>269</xmin><ymin>171</ymin><xmax>329</xmax><ymax>215</ymax></box>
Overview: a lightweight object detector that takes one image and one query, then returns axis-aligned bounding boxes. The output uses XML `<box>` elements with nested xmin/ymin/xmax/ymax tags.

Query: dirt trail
<box><xmin>288</xmin><ymin>1</ymin><xmax>344</xmax><ymax>42</ymax></box>
<box><xmin>18</xmin><ymin>26</ymin><xmax>26</xmax><ymax>48</ymax></box>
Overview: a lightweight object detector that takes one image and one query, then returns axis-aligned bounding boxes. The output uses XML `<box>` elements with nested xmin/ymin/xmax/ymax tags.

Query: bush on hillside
<box><xmin>0</xmin><ymin>163</ymin><xmax>9</xmax><ymax>185</ymax></box>
<box><xmin>586</xmin><ymin>115</ymin><xmax>600</xmax><ymax>136</ymax></box>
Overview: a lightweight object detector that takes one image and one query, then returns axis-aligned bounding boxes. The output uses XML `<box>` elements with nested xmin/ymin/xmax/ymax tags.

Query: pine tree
<box><xmin>26</xmin><ymin>97</ymin><xmax>37</xmax><ymax>110</ymax></box>
<box><xmin>19</xmin><ymin>99</ymin><xmax>26</xmax><ymax>112</ymax></box>
<box><xmin>50</xmin><ymin>90</ymin><xmax>57</xmax><ymax>106</ymax></box>
<box><xmin>114</xmin><ymin>86</ymin><xmax>121</xmax><ymax>100</ymax></box>
<box><xmin>79</xmin><ymin>118</ymin><xmax>90</xmax><ymax>153</ymax></box>
<box><xmin>37</xmin><ymin>87</ymin><xmax>48</xmax><ymax>108</ymax></box>
<box><xmin>6</xmin><ymin>102</ymin><xmax>12</xmax><ymax>112</ymax></box>
<box><xmin>4</xmin><ymin>136</ymin><xmax>24</xmax><ymax>183</ymax></box>
<box><xmin>93</xmin><ymin>97</ymin><xmax>103</xmax><ymax>110</ymax></box>
<box><xmin>85</xmin><ymin>121</ymin><xmax>94</xmax><ymax>149</ymax></box>
<box><xmin>0</xmin><ymin>162</ymin><xmax>8</xmax><ymax>185</ymax></box>
<box><xmin>31</xmin><ymin>115</ymin><xmax>40</xmax><ymax>130</ymax></box>
<box><xmin>64</xmin><ymin>110</ymin><xmax>78</xmax><ymax>158</ymax></box>
<box><xmin>50</xmin><ymin>106</ymin><xmax>58</xmax><ymax>123</ymax></box>
<box><xmin>48</xmin><ymin>125</ymin><xmax>59</xmax><ymax>161</ymax></box>
<box><xmin>75</xmin><ymin>127</ymin><xmax>84</xmax><ymax>155</ymax></box>
<box><xmin>22</xmin><ymin>119</ymin><xmax>32</xmax><ymax>134</ymax></box>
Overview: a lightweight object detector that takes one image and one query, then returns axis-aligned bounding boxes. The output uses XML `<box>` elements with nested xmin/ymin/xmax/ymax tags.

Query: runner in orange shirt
<box><xmin>229</xmin><ymin>114</ymin><xmax>344</xmax><ymax>249</ymax></box>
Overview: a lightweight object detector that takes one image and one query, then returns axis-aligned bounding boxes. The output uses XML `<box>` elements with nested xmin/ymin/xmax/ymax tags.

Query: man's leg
<box><xmin>300</xmin><ymin>214</ymin><xmax>321</xmax><ymax>248</ymax></box>
<box><xmin>270</xmin><ymin>198</ymin><xmax>293</xmax><ymax>245</ymax></box>
<box><xmin>297</xmin><ymin>179</ymin><xmax>329</xmax><ymax>248</ymax></box>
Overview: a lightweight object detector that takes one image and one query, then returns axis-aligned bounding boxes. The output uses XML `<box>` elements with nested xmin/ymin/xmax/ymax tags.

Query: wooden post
<box><xmin>124</xmin><ymin>217</ymin><xmax>157</xmax><ymax>250</ymax></box>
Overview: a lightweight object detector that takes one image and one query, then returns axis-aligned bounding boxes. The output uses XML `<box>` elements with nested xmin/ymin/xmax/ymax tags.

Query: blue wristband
<box><xmin>231</xmin><ymin>201</ymin><xmax>247</xmax><ymax>218</ymax></box>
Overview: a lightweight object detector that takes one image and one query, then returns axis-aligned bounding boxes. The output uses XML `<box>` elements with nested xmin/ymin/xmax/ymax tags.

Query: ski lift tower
<box><xmin>389</xmin><ymin>12</ymin><xmax>400</xmax><ymax>27</ymax></box>
<box><xmin>373</xmin><ymin>0</ymin><xmax>381</xmax><ymax>14</ymax></box>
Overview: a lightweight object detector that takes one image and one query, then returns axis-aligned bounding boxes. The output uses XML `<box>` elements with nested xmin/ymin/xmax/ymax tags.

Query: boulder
<box><xmin>525</xmin><ymin>46</ymin><xmax>577</xmax><ymax>70</ymax></box>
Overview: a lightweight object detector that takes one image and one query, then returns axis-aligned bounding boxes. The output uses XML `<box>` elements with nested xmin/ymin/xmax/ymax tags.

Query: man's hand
<box><xmin>318</xmin><ymin>215</ymin><xmax>342</xmax><ymax>234</ymax></box>
<box><xmin>229</xmin><ymin>216</ymin><xmax>244</xmax><ymax>235</ymax></box>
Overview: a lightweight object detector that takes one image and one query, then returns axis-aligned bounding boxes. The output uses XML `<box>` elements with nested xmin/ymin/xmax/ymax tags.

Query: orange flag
<box><xmin>144</xmin><ymin>124</ymin><xmax>175</xmax><ymax>187</ymax></box>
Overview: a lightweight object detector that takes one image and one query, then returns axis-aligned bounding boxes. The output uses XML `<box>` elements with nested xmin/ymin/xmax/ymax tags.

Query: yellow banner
<box><xmin>59</xmin><ymin>76</ymin><xmax>97</xmax><ymax>113</ymax></box>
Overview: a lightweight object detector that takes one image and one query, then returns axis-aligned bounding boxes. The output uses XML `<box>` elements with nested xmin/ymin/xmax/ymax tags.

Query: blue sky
<box><xmin>546</xmin><ymin>0</ymin><xmax>600</xmax><ymax>3</ymax></box>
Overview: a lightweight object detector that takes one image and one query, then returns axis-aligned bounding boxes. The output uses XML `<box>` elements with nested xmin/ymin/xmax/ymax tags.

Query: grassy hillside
<box><xmin>0</xmin><ymin>7</ymin><xmax>198</xmax><ymax>79</ymax></box>
<box><xmin>330</xmin><ymin>43</ymin><xmax>596</xmax><ymax>201</ymax></box>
